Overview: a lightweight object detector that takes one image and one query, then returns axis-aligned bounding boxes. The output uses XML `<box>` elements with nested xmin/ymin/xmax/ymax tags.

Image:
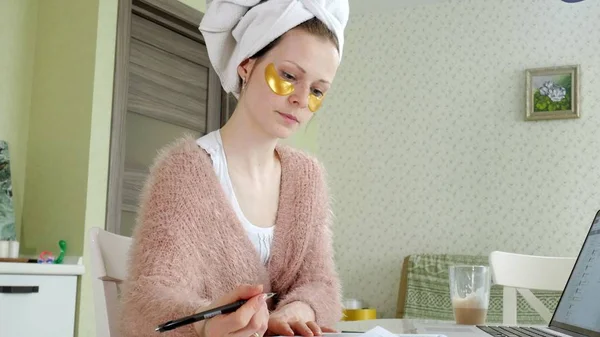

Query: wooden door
<box><xmin>106</xmin><ymin>0</ymin><xmax>227</xmax><ymax>236</ymax></box>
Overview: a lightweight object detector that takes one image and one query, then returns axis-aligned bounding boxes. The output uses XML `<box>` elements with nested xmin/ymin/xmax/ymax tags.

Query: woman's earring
<box><xmin>242</xmin><ymin>77</ymin><xmax>247</xmax><ymax>90</ymax></box>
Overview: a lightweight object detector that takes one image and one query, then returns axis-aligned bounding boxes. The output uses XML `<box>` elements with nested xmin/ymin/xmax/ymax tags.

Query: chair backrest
<box><xmin>489</xmin><ymin>251</ymin><xmax>576</xmax><ymax>325</ymax></box>
<box><xmin>89</xmin><ymin>227</ymin><xmax>133</xmax><ymax>337</ymax></box>
<box><xmin>398</xmin><ymin>253</ymin><xmax>567</xmax><ymax>325</ymax></box>
<box><xmin>397</xmin><ymin>254</ymin><xmax>502</xmax><ymax>322</ymax></box>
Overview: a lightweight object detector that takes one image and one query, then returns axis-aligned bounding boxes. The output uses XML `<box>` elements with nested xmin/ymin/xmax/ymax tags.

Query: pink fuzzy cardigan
<box><xmin>119</xmin><ymin>137</ymin><xmax>342</xmax><ymax>337</ymax></box>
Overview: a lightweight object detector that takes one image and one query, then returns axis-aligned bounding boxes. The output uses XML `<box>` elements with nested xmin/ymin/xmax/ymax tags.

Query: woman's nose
<box><xmin>288</xmin><ymin>85</ymin><xmax>309</xmax><ymax>109</ymax></box>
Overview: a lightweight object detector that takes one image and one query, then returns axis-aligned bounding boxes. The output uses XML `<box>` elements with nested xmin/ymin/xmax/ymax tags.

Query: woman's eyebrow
<box><xmin>284</xmin><ymin>60</ymin><xmax>331</xmax><ymax>84</ymax></box>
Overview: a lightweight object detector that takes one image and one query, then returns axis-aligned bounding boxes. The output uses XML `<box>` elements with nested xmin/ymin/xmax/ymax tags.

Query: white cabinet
<box><xmin>0</xmin><ymin>261</ymin><xmax>84</xmax><ymax>337</ymax></box>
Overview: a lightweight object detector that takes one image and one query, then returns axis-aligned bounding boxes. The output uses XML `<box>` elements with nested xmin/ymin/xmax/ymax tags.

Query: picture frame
<box><xmin>525</xmin><ymin>65</ymin><xmax>580</xmax><ymax>121</ymax></box>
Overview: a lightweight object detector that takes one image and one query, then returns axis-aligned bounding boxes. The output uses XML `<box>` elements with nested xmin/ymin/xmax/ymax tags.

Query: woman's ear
<box><xmin>237</xmin><ymin>58</ymin><xmax>257</xmax><ymax>83</ymax></box>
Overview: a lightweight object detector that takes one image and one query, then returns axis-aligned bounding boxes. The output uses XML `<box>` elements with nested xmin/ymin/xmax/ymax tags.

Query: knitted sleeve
<box><xmin>119</xmin><ymin>149</ymin><xmax>211</xmax><ymax>337</ymax></box>
<box><xmin>275</xmin><ymin>160</ymin><xmax>343</xmax><ymax>327</ymax></box>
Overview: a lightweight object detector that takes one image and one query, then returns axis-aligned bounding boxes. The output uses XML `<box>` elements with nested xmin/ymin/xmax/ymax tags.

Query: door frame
<box><xmin>106</xmin><ymin>0</ymin><xmax>223</xmax><ymax>234</ymax></box>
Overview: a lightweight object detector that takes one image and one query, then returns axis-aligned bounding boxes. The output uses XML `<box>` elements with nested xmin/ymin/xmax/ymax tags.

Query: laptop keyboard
<box><xmin>477</xmin><ymin>326</ymin><xmax>559</xmax><ymax>337</ymax></box>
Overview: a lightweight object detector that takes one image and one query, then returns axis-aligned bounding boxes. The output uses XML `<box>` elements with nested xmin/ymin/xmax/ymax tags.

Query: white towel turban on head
<box><xmin>199</xmin><ymin>0</ymin><xmax>349</xmax><ymax>98</ymax></box>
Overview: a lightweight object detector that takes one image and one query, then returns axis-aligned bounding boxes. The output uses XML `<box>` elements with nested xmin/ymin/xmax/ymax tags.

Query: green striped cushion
<box><xmin>402</xmin><ymin>254</ymin><xmax>561</xmax><ymax>324</ymax></box>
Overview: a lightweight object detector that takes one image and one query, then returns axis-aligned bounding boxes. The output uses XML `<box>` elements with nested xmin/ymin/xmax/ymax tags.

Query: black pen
<box><xmin>155</xmin><ymin>292</ymin><xmax>277</xmax><ymax>333</ymax></box>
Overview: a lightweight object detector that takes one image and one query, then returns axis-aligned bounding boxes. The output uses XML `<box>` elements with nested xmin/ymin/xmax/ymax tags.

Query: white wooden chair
<box><xmin>90</xmin><ymin>227</ymin><xmax>132</xmax><ymax>337</ymax></box>
<box><xmin>489</xmin><ymin>251</ymin><xmax>576</xmax><ymax>325</ymax></box>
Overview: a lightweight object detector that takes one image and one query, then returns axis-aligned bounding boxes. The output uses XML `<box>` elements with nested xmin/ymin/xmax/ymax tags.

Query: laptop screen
<box><xmin>550</xmin><ymin>210</ymin><xmax>600</xmax><ymax>337</ymax></box>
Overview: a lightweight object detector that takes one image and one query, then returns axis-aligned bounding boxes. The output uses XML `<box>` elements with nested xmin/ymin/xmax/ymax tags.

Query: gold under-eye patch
<box><xmin>265</xmin><ymin>63</ymin><xmax>295</xmax><ymax>96</ymax></box>
<box><xmin>308</xmin><ymin>94</ymin><xmax>324</xmax><ymax>112</ymax></box>
<box><xmin>264</xmin><ymin>62</ymin><xmax>326</xmax><ymax>113</ymax></box>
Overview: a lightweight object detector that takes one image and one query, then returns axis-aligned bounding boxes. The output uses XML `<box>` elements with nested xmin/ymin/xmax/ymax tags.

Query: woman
<box><xmin>119</xmin><ymin>1</ymin><xmax>349</xmax><ymax>337</ymax></box>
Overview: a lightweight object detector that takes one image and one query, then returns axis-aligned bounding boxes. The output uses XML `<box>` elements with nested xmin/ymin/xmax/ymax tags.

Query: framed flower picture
<box><xmin>525</xmin><ymin>65</ymin><xmax>580</xmax><ymax>121</ymax></box>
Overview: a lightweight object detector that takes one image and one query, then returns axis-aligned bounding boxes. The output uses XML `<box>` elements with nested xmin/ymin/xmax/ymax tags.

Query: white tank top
<box><xmin>196</xmin><ymin>130</ymin><xmax>274</xmax><ymax>265</ymax></box>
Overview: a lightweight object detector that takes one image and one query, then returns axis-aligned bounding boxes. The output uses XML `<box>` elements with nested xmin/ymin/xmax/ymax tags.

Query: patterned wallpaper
<box><xmin>319</xmin><ymin>0</ymin><xmax>600</xmax><ymax>318</ymax></box>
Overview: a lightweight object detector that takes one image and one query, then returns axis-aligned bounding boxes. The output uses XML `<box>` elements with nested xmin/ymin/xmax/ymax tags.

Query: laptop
<box><xmin>415</xmin><ymin>210</ymin><xmax>600</xmax><ymax>337</ymax></box>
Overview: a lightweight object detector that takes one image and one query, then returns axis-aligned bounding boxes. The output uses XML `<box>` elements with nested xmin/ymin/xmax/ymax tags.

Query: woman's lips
<box><xmin>277</xmin><ymin>111</ymin><xmax>299</xmax><ymax>123</ymax></box>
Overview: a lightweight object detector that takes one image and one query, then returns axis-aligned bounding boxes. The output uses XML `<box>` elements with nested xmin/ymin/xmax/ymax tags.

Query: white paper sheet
<box><xmin>320</xmin><ymin>326</ymin><xmax>447</xmax><ymax>337</ymax></box>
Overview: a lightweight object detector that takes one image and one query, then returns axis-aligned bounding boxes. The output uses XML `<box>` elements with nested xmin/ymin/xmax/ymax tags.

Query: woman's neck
<box><xmin>219</xmin><ymin>110</ymin><xmax>279</xmax><ymax>179</ymax></box>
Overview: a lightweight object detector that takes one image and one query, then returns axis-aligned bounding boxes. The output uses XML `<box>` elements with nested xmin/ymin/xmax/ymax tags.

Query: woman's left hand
<box><xmin>266</xmin><ymin>301</ymin><xmax>338</xmax><ymax>336</ymax></box>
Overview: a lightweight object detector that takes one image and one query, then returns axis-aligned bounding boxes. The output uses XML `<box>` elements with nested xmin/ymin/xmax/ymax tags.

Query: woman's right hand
<box><xmin>195</xmin><ymin>284</ymin><xmax>270</xmax><ymax>337</ymax></box>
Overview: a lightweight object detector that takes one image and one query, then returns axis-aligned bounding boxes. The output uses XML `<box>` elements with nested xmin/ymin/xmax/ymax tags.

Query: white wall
<box><xmin>322</xmin><ymin>0</ymin><xmax>600</xmax><ymax>318</ymax></box>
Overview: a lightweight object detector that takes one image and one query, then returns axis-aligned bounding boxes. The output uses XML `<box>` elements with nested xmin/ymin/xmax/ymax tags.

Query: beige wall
<box><xmin>321</xmin><ymin>0</ymin><xmax>600</xmax><ymax>318</ymax></box>
<box><xmin>21</xmin><ymin>0</ymin><xmax>101</xmax><ymax>256</ymax></box>
<box><xmin>0</xmin><ymin>0</ymin><xmax>38</xmax><ymax>240</ymax></box>
<box><xmin>78</xmin><ymin>0</ymin><xmax>119</xmax><ymax>334</ymax></box>
<box><xmin>178</xmin><ymin>0</ymin><xmax>205</xmax><ymax>12</ymax></box>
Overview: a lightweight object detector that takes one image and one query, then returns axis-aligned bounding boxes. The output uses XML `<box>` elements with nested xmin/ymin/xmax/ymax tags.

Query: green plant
<box><xmin>0</xmin><ymin>141</ymin><xmax>16</xmax><ymax>240</ymax></box>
